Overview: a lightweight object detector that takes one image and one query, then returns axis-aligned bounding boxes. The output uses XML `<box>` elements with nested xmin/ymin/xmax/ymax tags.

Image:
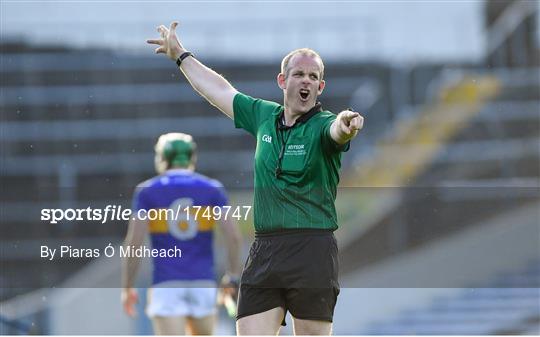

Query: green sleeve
<box><xmin>321</xmin><ymin>113</ymin><xmax>350</xmax><ymax>153</ymax></box>
<box><xmin>233</xmin><ymin>92</ymin><xmax>282</xmax><ymax>137</ymax></box>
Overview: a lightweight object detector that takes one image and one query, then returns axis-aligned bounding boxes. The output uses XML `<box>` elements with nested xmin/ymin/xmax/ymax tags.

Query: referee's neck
<box><xmin>283</xmin><ymin>109</ymin><xmax>303</xmax><ymax>127</ymax></box>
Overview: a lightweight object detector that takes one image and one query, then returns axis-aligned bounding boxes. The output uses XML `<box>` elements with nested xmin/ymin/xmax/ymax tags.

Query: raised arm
<box><xmin>147</xmin><ymin>22</ymin><xmax>238</xmax><ymax>119</ymax></box>
<box><xmin>330</xmin><ymin>110</ymin><xmax>364</xmax><ymax>145</ymax></box>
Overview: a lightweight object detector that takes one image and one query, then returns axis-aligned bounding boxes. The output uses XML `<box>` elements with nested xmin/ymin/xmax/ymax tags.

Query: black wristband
<box><xmin>176</xmin><ymin>51</ymin><xmax>194</xmax><ymax>67</ymax></box>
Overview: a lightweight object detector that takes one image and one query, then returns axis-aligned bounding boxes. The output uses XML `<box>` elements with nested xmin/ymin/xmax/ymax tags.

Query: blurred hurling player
<box><xmin>121</xmin><ymin>133</ymin><xmax>242</xmax><ymax>335</ymax></box>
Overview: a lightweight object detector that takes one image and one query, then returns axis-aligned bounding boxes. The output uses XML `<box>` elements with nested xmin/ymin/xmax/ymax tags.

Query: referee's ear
<box><xmin>318</xmin><ymin>80</ymin><xmax>326</xmax><ymax>95</ymax></box>
<box><xmin>277</xmin><ymin>73</ymin><xmax>286</xmax><ymax>90</ymax></box>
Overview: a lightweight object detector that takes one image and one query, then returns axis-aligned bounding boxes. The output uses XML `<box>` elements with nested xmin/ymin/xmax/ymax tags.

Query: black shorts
<box><xmin>237</xmin><ymin>229</ymin><xmax>339</xmax><ymax>325</ymax></box>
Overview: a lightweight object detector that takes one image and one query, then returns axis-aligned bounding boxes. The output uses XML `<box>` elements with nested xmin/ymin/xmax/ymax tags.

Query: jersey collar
<box><xmin>276</xmin><ymin>102</ymin><xmax>322</xmax><ymax>130</ymax></box>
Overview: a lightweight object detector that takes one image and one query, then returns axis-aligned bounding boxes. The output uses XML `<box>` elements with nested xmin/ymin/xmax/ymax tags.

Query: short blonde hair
<box><xmin>281</xmin><ymin>48</ymin><xmax>325</xmax><ymax>80</ymax></box>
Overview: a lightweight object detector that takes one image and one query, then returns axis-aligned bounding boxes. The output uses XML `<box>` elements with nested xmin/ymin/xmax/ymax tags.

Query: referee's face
<box><xmin>278</xmin><ymin>54</ymin><xmax>325</xmax><ymax>115</ymax></box>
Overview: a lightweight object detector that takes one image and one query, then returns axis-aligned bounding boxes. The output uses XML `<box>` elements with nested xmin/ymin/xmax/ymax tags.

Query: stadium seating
<box><xmin>364</xmin><ymin>261</ymin><xmax>540</xmax><ymax>335</ymax></box>
<box><xmin>339</xmin><ymin>65</ymin><xmax>539</xmax><ymax>271</ymax></box>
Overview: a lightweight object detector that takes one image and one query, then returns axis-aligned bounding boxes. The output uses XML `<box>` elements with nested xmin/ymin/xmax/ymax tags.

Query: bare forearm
<box><xmin>226</xmin><ymin>239</ymin><xmax>241</xmax><ymax>277</ymax></box>
<box><xmin>122</xmin><ymin>218</ymin><xmax>147</xmax><ymax>289</ymax></box>
<box><xmin>178</xmin><ymin>56</ymin><xmax>237</xmax><ymax>118</ymax></box>
<box><xmin>122</xmin><ymin>254</ymin><xmax>142</xmax><ymax>289</ymax></box>
<box><xmin>222</xmin><ymin>218</ymin><xmax>242</xmax><ymax>276</ymax></box>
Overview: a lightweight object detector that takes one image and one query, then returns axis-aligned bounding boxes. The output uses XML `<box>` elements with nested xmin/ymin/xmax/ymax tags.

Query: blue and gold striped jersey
<box><xmin>133</xmin><ymin>169</ymin><xmax>228</xmax><ymax>284</ymax></box>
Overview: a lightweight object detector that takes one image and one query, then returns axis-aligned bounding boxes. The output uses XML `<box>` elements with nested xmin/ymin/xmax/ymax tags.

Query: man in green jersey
<box><xmin>148</xmin><ymin>22</ymin><xmax>363</xmax><ymax>335</ymax></box>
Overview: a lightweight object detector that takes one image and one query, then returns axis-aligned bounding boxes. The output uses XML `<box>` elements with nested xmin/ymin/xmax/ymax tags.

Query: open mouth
<box><xmin>299</xmin><ymin>89</ymin><xmax>310</xmax><ymax>101</ymax></box>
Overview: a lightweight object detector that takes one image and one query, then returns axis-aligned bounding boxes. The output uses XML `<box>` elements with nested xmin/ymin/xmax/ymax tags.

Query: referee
<box><xmin>148</xmin><ymin>22</ymin><xmax>363</xmax><ymax>335</ymax></box>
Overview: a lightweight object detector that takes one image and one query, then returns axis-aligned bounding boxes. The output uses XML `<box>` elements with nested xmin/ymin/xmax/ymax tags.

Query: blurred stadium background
<box><xmin>1</xmin><ymin>0</ymin><xmax>539</xmax><ymax>335</ymax></box>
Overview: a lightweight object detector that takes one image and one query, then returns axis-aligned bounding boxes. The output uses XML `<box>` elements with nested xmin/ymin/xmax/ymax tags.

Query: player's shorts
<box><xmin>237</xmin><ymin>229</ymin><xmax>339</xmax><ymax>325</ymax></box>
<box><xmin>146</xmin><ymin>280</ymin><xmax>217</xmax><ymax>318</ymax></box>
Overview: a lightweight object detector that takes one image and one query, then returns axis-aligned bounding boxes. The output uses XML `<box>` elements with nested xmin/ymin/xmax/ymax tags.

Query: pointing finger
<box><xmin>344</xmin><ymin>111</ymin><xmax>359</xmax><ymax>120</ymax></box>
<box><xmin>351</xmin><ymin>116</ymin><xmax>364</xmax><ymax>131</ymax></box>
<box><xmin>340</xmin><ymin>122</ymin><xmax>351</xmax><ymax>135</ymax></box>
<box><xmin>340</xmin><ymin>111</ymin><xmax>358</xmax><ymax>126</ymax></box>
<box><xmin>349</xmin><ymin>117</ymin><xmax>360</xmax><ymax>129</ymax></box>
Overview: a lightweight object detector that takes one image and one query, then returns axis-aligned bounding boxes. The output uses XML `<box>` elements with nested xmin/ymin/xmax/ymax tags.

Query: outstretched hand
<box><xmin>337</xmin><ymin>110</ymin><xmax>364</xmax><ymax>138</ymax></box>
<box><xmin>147</xmin><ymin>22</ymin><xmax>184</xmax><ymax>61</ymax></box>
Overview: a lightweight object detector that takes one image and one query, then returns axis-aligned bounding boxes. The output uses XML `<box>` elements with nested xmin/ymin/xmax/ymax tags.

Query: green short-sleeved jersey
<box><xmin>233</xmin><ymin>92</ymin><xmax>349</xmax><ymax>233</ymax></box>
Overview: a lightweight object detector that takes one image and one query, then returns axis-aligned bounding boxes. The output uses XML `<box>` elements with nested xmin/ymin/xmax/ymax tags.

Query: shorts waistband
<box><xmin>255</xmin><ymin>228</ymin><xmax>334</xmax><ymax>238</ymax></box>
